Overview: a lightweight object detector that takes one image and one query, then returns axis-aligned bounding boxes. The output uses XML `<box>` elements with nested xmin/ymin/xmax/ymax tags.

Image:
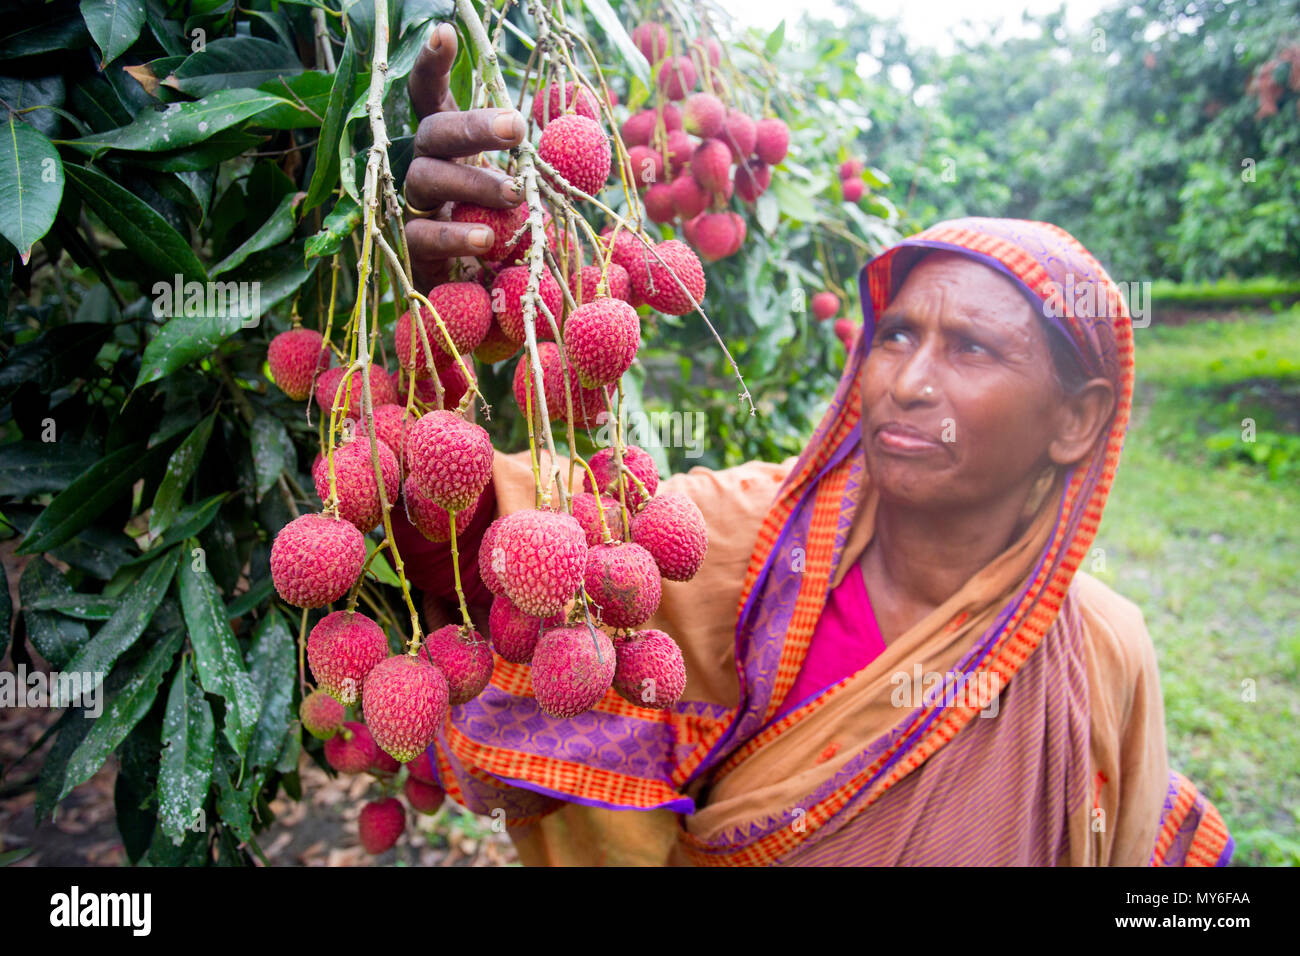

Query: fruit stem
<box><xmin>297</xmin><ymin>607</ymin><xmax>310</xmax><ymax>698</ymax></box>
<box><xmin>447</xmin><ymin>510</ymin><xmax>473</xmax><ymax>632</ymax></box>
<box><xmin>571</xmin><ymin>453</ymin><xmax>613</xmax><ymax>544</ymax></box>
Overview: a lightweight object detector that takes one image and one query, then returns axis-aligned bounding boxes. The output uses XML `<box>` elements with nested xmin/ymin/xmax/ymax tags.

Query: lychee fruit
<box><xmin>631</xmin><ymin>492</ymin><xmax>708</xmax><ymax>582</ymax></box>
<box><xmin>660</xmin><ymin>103</ymin><xmax>683</xmax><ymax>132</ymax></box>
<box><xmin>620</xmin><ymin>109</ymin><xmax>657</xmax><ymax>148</ymax></box>
<box><xmin>633</xmin><ymin>22</ymin><xmax>668</xmax><ymax>63</ymax></box>
<box><xmin>421</xmin><ymin>624</ymin><xmax>494</xmax><ymax>705</ymax></box>
<box><xmin>569</xmin><ymin>263</ymin><xmax>631</xmax><ymax>306</ymax></box>
<box><xmin>474</xmin><ymin>316</ymin><xmax>522</xmax><ymax>363</ymax></box>
<box><xmin>721</xmin><ymin>109</ymin><xmax>757</xmax><ymax>161</ymax></box>
<box><xmin>492</xmin><ymin>510</ymin><xmax>588</xmax><ymax>617</ymax></box>
<box><xmin>406</xmin><ymin>410</ymin><xmax>494</xmax><ymax>513</ymax></box>
<box><xmin>664</xmin><ymin>129</ymin><xmax>694</xmax><ymax>176</ymax></box>
<box><xmin>627</xmin><ymin>144</ymin><xmax>664</xmax><ymax>188</ymax></box>
<box><xmin>628</xmin><ymin>239</ymin><xmax>706</xmax><ymax>316</ymax></box>
<box><xmin>371</xmin><ymin>403</ymin><xmax>414</xmax><ymax>463</ymax></box>
<box><xmin>490</xmin><ymin>266</ymin><xmax>564</xmax><ymax>343</ymax></box>
<box><xmin>397</xmin><ymin>282</ymin><xmax>492</xmax><ymax>368</ymax></box>
<box><xmin>683</xmin><ymin>93</ymin><xmax>725</xmax><ymax>138</ymax></box>
<box><xmin>406</xmin><ymin>750</ymin><xmax>438</xmax><ymax>785</ymax></box>
<box><xmin>307</xmin><ymin>609</ymin><xmax>389</xmax><ymax>704</ymax></box>
<box><xmin>358</xmin><ymin>798</ymin><xmax>405</xmax><ymax>854</ymax></box>
<box><xmin>404</xmin><ymin>476</ymin><xmax>484</xmax><ymax>543</ymax></box>
<box><xmin>644</xmin><ymin>182</ymin><xmax>676</xmax><ymax>224</ymax></box>
<box><xmin>404</xmin><ymin>776</ymin><xmax>446</xmax><ymax>815</ymax></box>
<box><xmin>488</xmin><ymin>593</ymin><xmax>565</xmax><ymax>664</ymax></box>
<box><xmin>300</xmin><ymin>689</ymin><xmax>345</xmax><ymax>740</ymax></box>
<box><xmin>362</xmin><ymin>653</ymin><xmax>450</xmax><ymax>762</ymax></box>
<box><xmin>530</xmin><ymin>625</ymin><xmax>616</xmax><ymax>718</ymax></box>
<box><xmin>842</xmin><ymin>178</ymin><xmax>864</xmax><ymax>202</ymax></box>
<box><xmin>531</xmin><ymin>81</ymin><xmax>600</xmax><ymax>127</ymax></box>
<box><xmin>539</xmin><ymin>114</ymin><xmax>611</xmax><ymax>197</ymax></box>
<box><xmin>512</xmin><ymin>342</ymin><xmax>610</xmax><ymax>428</ymax></box>
<box><xmin>694</xmin><ymin>212</ymin><xmax>740</xmax><ymax>263</ymax></box>
<box><xmin>754</xmin><ymin>118</ymin><xmax>789</xmax><ymax>165</ymax></box>
<box><xmin>839</xmin><ymin>158</ymin><xmax>864</xmax><ymax>180</ymax></box>
<box><xmin>583</xmin><ymin>445</ymin><xmax>659</xmax><ymax>512</ymax></box>
<box><xmin>312</xmin><ymin>436</ymin><xmax>400</xmax><ymax>533</ymax></box>
<box><xmin>613</xmin><ymin>630</ymin><xmax>687</xmax><ymax>709</ymax></box>
<box><xmin>479</xmin><ymin>515</ymin><xmax>508</xmax><ymax>596</ymax></box>
<box><xmin>584</xmin><ymin>542</ymin><xmax>662</xmax><ymax>629</ymax></box>
<box><xmin>725</xmin><ymin>212</ymin><xmax>746</xmax><ymax>255</ymax></box>
<box><xmin>268</xmin><ymin>328</ymin><xmax>329</xmax><ymax>401</ymax></box>
<box><xmin>564</xmin><ymin>297</ymin><xmax>641</xmax><ymax>387</ymax></box>
<box><xmin>835</xmin><ymin>318</ymin><xmax>859</xmax><ymax>349</ymax></box>
<box><xmin>314</xmin><ymin>365</ymin><xmax>399</xmax><ymax>419</ymax></box>
<box><xmin>669</xmin><ymin>174</ymin><xmax>709</xmax><ymax>220</ymax></box>
<box><xmin>569</xmin><ymin>491</ymin><xmax>625</xmax><ymax>547</ymax></box>
<box><xmin>734</xmin><ymin>158</ymin><xmax>771</xmax><ymax>202</ymax></box>
<box><xmin>372</xmin><ymin>748</ymin><xmax>401</xmax><ymax>775</ymax></box>
<box><xmin>690</xmin><ymin>139</ymin><xmax>731</xmax><ymax>193</ymax></box>
<box><xmin>657</xmin><ymin>56</ymin><xmax>696</xmax><ymax>99</ymax></box>
<box><xmin>325</xmin><ymin>721</ymin><xmax>379</xmax><ymax>773</ymax></box>
<box><xmin>812</xmin><ymin>291</ymin><xmax>840</xmax><ymax>321</ymax></box>
<box><xmin>451</xmin><ymin>202</ymin><xmax>528</xmax><ymax>262</ymax></box>
<box><xmin>271</xmin><ymin>512</ymin><xmax>367</xmax><ymax>609</ymax></box>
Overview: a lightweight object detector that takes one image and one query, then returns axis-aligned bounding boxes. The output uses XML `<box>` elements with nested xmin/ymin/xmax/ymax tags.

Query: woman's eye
<box><xmin>958</xmin><ymin>338</ymin><xmax>989</xmax><ymax>355</ymax></box>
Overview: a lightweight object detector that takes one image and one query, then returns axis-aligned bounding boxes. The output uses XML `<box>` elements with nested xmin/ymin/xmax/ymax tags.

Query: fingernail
<box><xmin>500</xmin><ymin>178</ymin><xmax>522</xmax><ymax>202</ymax></box>
<box><xmin>493</xmin><ymin>110</ymin><xmax>523</xmax><ymax>139</ymax></box>
<box><xmin>429</xmin><ymin>24</ymin><xmax>442</xmax><ymax>51</ymax></box>
<box><xmin>468</xmin><ymin>227</ymin><xmax>492</xmax><ymax>248</ymax></box>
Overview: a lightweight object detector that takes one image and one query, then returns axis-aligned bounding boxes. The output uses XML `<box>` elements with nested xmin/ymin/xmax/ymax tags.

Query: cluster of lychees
<box><xmin>839</xmin><ymin>157</ymin><xmax>866</xmax><ymax>203</ymax></box>
<box><xmin>617</xmin><ymin>21</ymin><xmax>789</xmax><ymax>263</ymax></box>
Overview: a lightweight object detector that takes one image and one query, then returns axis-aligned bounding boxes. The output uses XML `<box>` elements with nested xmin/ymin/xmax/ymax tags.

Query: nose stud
<box><xmin>922</xmin><ymin>385</ymin><xmax>935</xmax><ymax>397</ymax></box>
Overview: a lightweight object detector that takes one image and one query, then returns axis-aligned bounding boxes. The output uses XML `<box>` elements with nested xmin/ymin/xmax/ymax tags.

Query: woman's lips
<box><xmin>874</xmin><ymin>423</ymin><xmax>944</xmax><ymax>454</ymax></box>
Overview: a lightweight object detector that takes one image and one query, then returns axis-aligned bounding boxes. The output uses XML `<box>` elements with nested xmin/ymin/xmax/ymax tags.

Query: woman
<box><xmin>397</xmin><ymin>26</ymin><xmax>1231</xmax><ymax>866</ymax></box>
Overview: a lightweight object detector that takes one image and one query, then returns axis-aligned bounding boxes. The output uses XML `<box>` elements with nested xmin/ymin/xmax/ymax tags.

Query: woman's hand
<box><xmin>405</xmin><ymin>22</ymin><xmax>527</xmax><ymax>288</ymax></box>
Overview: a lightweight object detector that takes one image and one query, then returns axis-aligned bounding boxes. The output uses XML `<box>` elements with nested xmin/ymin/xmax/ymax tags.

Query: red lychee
<box><xmin>314</xmin><ymin>365</ymin><xmax>399</xmax><ymax>420</ymax></box>
<box><xmin>396</xmin><ymin>282</ymin><xmax>492</xmax><ymax>368</ymax></box>
<box><xmin>492</xmin><ymin>510</ymin><xmax>588</xmax><ymax>617</ymax></box>
<box><xmin>300</xmin><ymin>689</ymin><xmax>345</xmax><ymax>740</ymax></box>
<box><xmin>569</xmin><ymin>263</ymin><xmax>631</xmax><ymax>306</ymax></box>
<box><xmin>812</xmin><ymin>291</ymin><xmax>840</xmax><ymax>321</ymax></box>
<box><xmin>839</xmin><ymin>158</ymin><xmax>864</xmax><ymax>180</ymax></box>
<box><xmin>754</xmin><ymin>118</ymin><xmax>789</xmax><ymax>165</ymax></box>
<box><xmin>539</xmin><ymin>114</ymin><xmax>611</xmax><ymax>197</ymax></box>
<box><xmin>583</xmin><ymin>445</ymin><xmax>659</xmax><ymax>512</ymax></box>
<box><xmin>644</xmin><ymin>182</ymin><xmax>676</xmax><ymax>224</ymax></box>
<box><xmin>690</xmin><ymin>138</ymin><xmax>731</xmax><ymax>193</ymax></box>
<box><xmin>307</xmin><ymin>609</ymin><xmax>389</xmax><ymax>704</ymax></box>
<box><xmin>512</xmin><ymin>342</ymin><xmax>610</xmax><ymax>428</ymax></box>
<box><xmin>358</xmin><ymin>797</ymin><xmax>405</xmax><ymax>854</ymax></box>
<box><xmin>371</xmin><ymin>403</ymin><xmax>413</xmax><ymax>464</ymax></box>
<box><xmin>488</xmin><ymin>593</ymin><xmax>564</xmax><ymax>664</ymax></box>
<box><xmin>490</xmin><ymin>266</ymin><xmax>564</xmax><ymax>343</ymax></box>
<box><xmin>613</xmin><ymin>629</ymin><xmax>687</xmax><ymax>709</ymax></box>
<box><xmin>620</xmin><ymin>109</ymin><xmax>657</xmax><ymax>148</ymax></box>
<box><xmin>404</xmin><ymin>475</ymin><xmax>484</xmax><ymax>543</ymax></box>
<box><xmin>697</xmin><ymin>36</ymin><xmax>722</xmax><ymax>68</ymax></box>
<box><xmin>664</xmin><ymin>130</ymin><xmax>693</xmax><ymax>176</ymax></box>
<box><xmin>627</xmin><ymin>240</ymin><xmax>706</xmax><ymax>316</ymax></box>
<box><xmin>312</xmin><ymin>436</ymin><xmax>400</xmax><ymax>533</ymax></box>
<box><xmin>631</xmin><ymin>492</ymin><xmax>708</xmax><ymax>582</ymax></box>
<box><xmin>834</xmin><ymin>318</ymin><xmax>859</xmax><ymax>349</ymax></box>
<box><xmin>451</xmin><ymin>202</ymin><xmax>528</xmax><ymax>262</ymax></box>
<box><xmin>530</xmin><ymin>625</ymin><xmax>616</xmax><ymax>718</ymax></box>
<box><xmin>372</xmin><ymin>748</ymin><xmax>400</xmax><ymax>775</ymax></box>
<box><xmin>627</xmin><ymin>144</ymin><xmax>664</xmax><ymax>189</ymax></box>
<box><xmin>479</xmin><ymin>515</ymin><xmax>508</xmax><ymax>597</ymax></box>
<box><xmin>669</xmin><ymin>174</ymin><xmax>709</xmax><ymax>220</ymax></box>
<box><xmin>325</xmin><ymin>721</ymin><xmax>379</xmax><ymax>774</ymax></box>
<box><xmin>406</xmin><ymin>410</ymin><xmax>494</xmax><ymax>513</ymax></box>
<box><xmin>734</xmin><ymin>158</ymin><xmax>772</xmax><ymax>202</ymax></box>
<box><xmin>531</xmin><ymin>81</ymin><xmax>600</xmax><ymax>127</ymax></box>
<box><xmin>420</xmin><ymin>624</ymin><xmax>494</xmax><ymax>705</ymax></box>
<box><xmin>657</xmin><ymin>56</ymin><xmax>696</xmax><ymax>100</ymax></box>
<box><xmin>683</xmin><ymin>93</ymin><xmax>725</xmax><ymax>138</ymax></box>
<box><xmin>569</xmin><ymin>491</ymin><xmax>625</xmax><ymax>547</ymax></box>
<box><xmin>565</xmin><ymin>297</ymin><xmax>641</xmax><ymax>387</ymax></box>
<box><xmin>660</xmin><ymin>103</ymin><xmax>683</xmax><ymax>133</ymax></box>
<box><xmin>694</xmin><ymin>212</ymin><xmax>740</xmax><ymax>263</ymax></box>
<box><xmin>722</xmin><ymin>109</ymin><xmax>757</xmax><ymax>161</ymax></box>
<box><xmin>362</xmin><ymin>653</ymin><xmax>450</xmax><ymax>762</ymax></box>
<box><xmin>406</xmin><ymin>750</ymin><xmax>438</xmax><ymax>785</ymax></box>
<box><xmin>474</xmin><ymin>316</ymin><xmax>522</xmax><ymax>363</ymax></box>
<box><xmin>268</xmin><ymin>328</ymin><xmax>329</xmax><ymax>401</ymax></box>
<box><xmin>404</xmin><ymin>776</ymin><xmax>446</xmax><ymax>815</ymax></box>
<box><xmin>633</xmin><ymin>22</ymin><xmax>669</xmax><ymax>63</ymax></box>
<box><xmin>584</xmin><ymin>541</ymin><xmax>662</xmax><ymax>629</ymax></box>
<box><xmin>842</xmin><ymin>178</ymin><xmax>864</xmax><ymax>202</ymax></box>
<box><xmin>271</xmin><ymin>512</ymin><xmax>367</xmax><ymax>609</ymax></box>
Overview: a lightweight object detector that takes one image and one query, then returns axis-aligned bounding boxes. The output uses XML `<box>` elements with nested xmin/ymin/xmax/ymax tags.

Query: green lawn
<box><xmin>1090</xmin><ymin>306</ymin><xmax>1300</xmax><ymax>866</ymax></box>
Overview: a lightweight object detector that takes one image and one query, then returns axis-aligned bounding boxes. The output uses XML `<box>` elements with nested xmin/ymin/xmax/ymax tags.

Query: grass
<box><xmin>1149</xmin><ymin>276</ymin><xmax>1300</xmax><ymax>306</ymax></box>
<box><xmin>1090</xmin><ymin>305</ymin><xmax>1300</xmax><ymax>865</ymax></box>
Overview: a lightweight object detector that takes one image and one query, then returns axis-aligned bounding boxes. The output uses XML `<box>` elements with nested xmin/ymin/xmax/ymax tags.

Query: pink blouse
<box><xmin>773</xmin><ymin>561</ymin><xmax>887</xmax><ymax>721</ymax></box>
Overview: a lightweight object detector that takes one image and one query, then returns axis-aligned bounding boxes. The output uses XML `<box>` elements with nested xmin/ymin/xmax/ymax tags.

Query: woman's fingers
<box><xmin>414</xmin><ymin>108</ymin><xmax>525</xmax><ymax>160</ymax></box>
<box><xmin>407</xmin><ymin>217</ymin><xmax>496</xmax><ymax>266</ymax></box>
<box><xmin>409</xmin><ymin>22</ymin><xmax>459</xmax><ymax>121</ymax></box>
<box><xmin>405</xmin><ymin>156</ymin><xmax>522</xmax><ymax>211</ymax></box>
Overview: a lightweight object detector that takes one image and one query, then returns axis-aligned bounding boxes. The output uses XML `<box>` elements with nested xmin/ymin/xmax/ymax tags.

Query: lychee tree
<box><xmin>0</xmin><ymin>0</ymin><xmax>893</xmax><ymax>864</ymax></box>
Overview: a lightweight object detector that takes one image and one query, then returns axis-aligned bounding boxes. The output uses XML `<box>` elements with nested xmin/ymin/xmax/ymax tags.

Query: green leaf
<box><xmin>0</xmin><ymin>76</ymin><xmax>66</xmax><ymax>139</ymax></box>
<box><xmin>583</xmin><ymin>0</ymin><xmax>650</xmax><ymax>87</ymax></box>
<box><xmin>304</xmin><ymin>34</ymin><xmax>356</xmax><ymax>212</ymax></box>
<box><xmin>250</xmin><ymin>413</ymin><xmax>293</xmax><ymax>500</ymax></box>
<box><xmin>123</xmin><ymin>494</ymin><xmax>228</xmax><ymax>565</ymax></box>
<box><xmin>0</xmin><ymin>119</ymin><xmax>64</xmax><ymax>264</ymax></box>
<box><xmin>0</xmin><ymin>14</ymin><xmax>91</xmax><ymax>60</ymax></box>
<box><xmin>63</xmin><ymin>88</ymin><xmax>292</xmax><ymax>155</ymax></box>
<box><xmin>17</xmin><ymin>441</ymin><xmax>156</xmax><ymax>555</ymax></box>
<box><xmin>364</xmin><ymin>537</ymin><xmax>401</xmax><ymax>587</ymax></box>
<box><xmin>65</xmin><ymin>164</ymin><xmax>206</xmax><ymax>283</ymax></box>
<box><xmin>35</xmin><ymin>708</ymin><xmax>94</xmax><ymax>824</ymax></box>
<box><xmin>126</xmin><ymin>130</ymin><xmax>265</xmax><ymax>173</ymax></box>
<box><xmin>253</xmin><ymin>71</ymin><xmax>336</xmax><ymax>130</ymax></box>
<box><xmin>23</xmin><ymin>593</ymin><xmax>118</xmax><ymax>620</ymax></box>
<box><xmin>756</xmin><ymin>190</ymin><xmax>780</xmax><ymax>235</ymax></box>
<box><xmin>149</xmin><ymin>412</ymin><xmax>216</xmax><ymax>538</ymax></box>
<box><xmin>0</xmin><ymin>562</ymin><xmax>9</xmax><ymax>660</ymax></box>
<box><xmin>178</xmin><ymin>548</ymin><xmax>261</xmax><ymax>756</ymax></box>
<box><xmin>212</xmin><ymin>754</ymin><xmax>254</xmax><ymax>846</ymax></box>
<box><xmin>157</xmin><ymin>656</ymin><xmax>216</xmax><ymax>845</ymax></box>
<box><xmin>170</xmin><ymin>37</ymin><xmax>304</xmax><ymax>98</ymax></box>
<box><xmin>0</xmin><ymin>322</ymin><xmax>113</xmax><ymax>406</ymax></box>
<box><xmin>765</xmin><ymin>20</ymin><xmax>786</xmax><ymax>57</ymax></box>
<box><xmin>243</xmin><ymin>608</ymin><xmax>295</xmax><ymax>771</ymax></box>
<box><xmin>80</xmin><ymin>0</ymin><xmax>146</xmax><ymax>68</ymax></box>
<box><xmin>60</xmin><ymin>548</ymin><xmax>180</xmax><ymax>700</ymax></box>
<box><xmin>114</xmin><ymin>719</ymin><xmax>161</xmax><ymax>863</ymax></box>
<box><xmin>305</xmin><ymin>193</ymin><xmax>360</xmax><ymax>259</ymax></box>
<box><xmin>20</xmin><ymin>559</ymin><xmax>91</xmax><ymax>670</ymax></box>
<box><xmin>224</xmin><ymin>576</ymin><xmax>273</xmax><ymax>620</ymax></box>
<box><xmin>58</xmin><ymin>628</ymin><xmax>184</xmax><ymax>804</ymax></box>
<box><xmin>135</xmin><ymin>312</ymin><xmax>246</xmax><ymax>389</ymax></box>
<box><xmin>211</xmin><ymin>191</ymin><xmax>302</xmax><ymax>276</ymax></box>
<box><xmin>0</xmin><ymin>441</ymin><xmax>102</xmax><ymax>497</ymax></box>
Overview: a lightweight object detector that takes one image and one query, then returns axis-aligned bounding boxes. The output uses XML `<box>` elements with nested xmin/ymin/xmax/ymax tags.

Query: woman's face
<box><xmin>859</xmin><ymin>251</ymin><xmax>1073</xmax><ymax>512</ymax></box>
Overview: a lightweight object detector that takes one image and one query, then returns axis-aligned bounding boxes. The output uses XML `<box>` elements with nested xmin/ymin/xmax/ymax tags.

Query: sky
<box><xmin>715</xmin><ymin>0</ymin><xmax>1111</xmax><ymax>52</ymax></box>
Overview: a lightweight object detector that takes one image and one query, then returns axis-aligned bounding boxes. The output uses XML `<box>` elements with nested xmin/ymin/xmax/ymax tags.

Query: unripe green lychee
<box><xmin>300</xmin><ymin>689</ymin><xmax>345</xmax><ymax>740</ymax></box>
